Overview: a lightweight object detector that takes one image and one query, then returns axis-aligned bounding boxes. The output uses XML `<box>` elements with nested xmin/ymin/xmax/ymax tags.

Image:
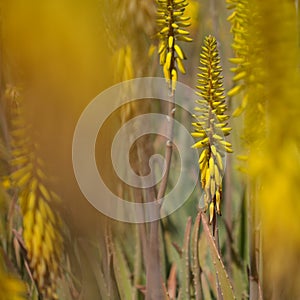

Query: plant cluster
<box><xmin>1</xmin><ymin>0</ymin><xmax>300</xmax><ymax>299</ymax></box>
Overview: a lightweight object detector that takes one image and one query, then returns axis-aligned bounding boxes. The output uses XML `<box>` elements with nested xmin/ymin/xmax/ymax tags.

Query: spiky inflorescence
<box><xmin>156</xmin><ymin>0</ymin><xmax>192</xmax><ymax>91</ymax></box>
<box><xmin>107</xmin><ymin>0</ymin><xmax>157</xmax><ymax>128</ymax></box>
<box><xmin>226</xmin><ymin>0</ymin><xmax>250</xmax><ymax>116</ymax></box>
<box><xmin>116</xmin><ymin>0</ymin><xmax>157</xmax><ymax>38</ymax></box>
<box><xmin>243</xmin><ymin>1</ymin><xmax>300</xmax><ymax>297</ymax></box>
<box><xmin>191</xmin><ymin>36</ymin><xmax>232</xmax><ymax>224</ymax></box>
<box><xmin>227</xmin><ymin>0</ymin><xmax>265</xmax><ymax>146</ymax></box>
<box><xmin>5</xmin><ymin>86</ymin><xmax>63</xmax><ymax>300</ymax></box>
<box><xmin>227</xmin><ymin>0</ymin><xmax>266</xmax><ymax>116</ymax></box>
<box><xmin>110</xmin><ymin>0</ymin><xmax>157</xmax><ymax>83</ymax></box>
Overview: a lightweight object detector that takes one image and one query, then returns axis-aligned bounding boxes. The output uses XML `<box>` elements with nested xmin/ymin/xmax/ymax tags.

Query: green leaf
<box><xmin>191</xmin><ymin>212</ymin><xmax>203</xmax><ymax>300</ymax></box>
<box><xmin>201</xmin><ymin>213</ymin><xmax>236</xmax><ymax>300</ymax></box>
<box><xmin>112</xmin><ymin>240</ymin><xmax>134</xmax><ymax>300</ymax></box>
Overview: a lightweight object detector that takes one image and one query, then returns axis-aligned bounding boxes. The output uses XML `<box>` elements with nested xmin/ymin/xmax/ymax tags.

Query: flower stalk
<box><xmin>145</xmin><ymin>2</ymin><xmax>192</xmax><ymax>299</ymax></box>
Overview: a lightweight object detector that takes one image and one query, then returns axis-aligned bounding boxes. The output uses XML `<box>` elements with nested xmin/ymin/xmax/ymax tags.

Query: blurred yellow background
<box><xmin>3</xmin><ymin>0</ymin><xmax>114</xmax><ymax>234</ymax></box>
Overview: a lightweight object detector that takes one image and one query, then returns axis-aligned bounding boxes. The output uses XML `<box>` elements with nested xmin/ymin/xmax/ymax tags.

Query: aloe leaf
<box><xmin>111</xmin><ymin>239</ymin><xmax>134</xmax><ymax>300</ymax></box>
<box><xmin>201</xmin><ymin>212</ymin><xmax>236</xmax><ymax>300</ymax></box>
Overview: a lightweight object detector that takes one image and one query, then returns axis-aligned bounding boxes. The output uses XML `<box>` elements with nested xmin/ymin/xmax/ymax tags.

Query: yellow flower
<box><xmin>192</xmin><ymin>36</ymin><xmax>232</xmax><ymax>223</ymax></box>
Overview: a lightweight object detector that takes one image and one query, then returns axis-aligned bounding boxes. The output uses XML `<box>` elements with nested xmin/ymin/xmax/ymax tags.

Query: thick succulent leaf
<box><xmin>201</xmin><ymin>213</ymin><xmax>236</xmax><ymax>300</ymax></box>
<box><xmin>111</xmin><ymin>240</ymin><xmax>134</xmax><ymax>300</ymax></box>
<box><xmin>191</xmin><ymin>212</ymin><xmax>203</xmax><ymax>300</ymax></box>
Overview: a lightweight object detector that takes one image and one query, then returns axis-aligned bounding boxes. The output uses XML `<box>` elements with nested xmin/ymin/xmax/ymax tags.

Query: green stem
<box><xmin>145</xmin><ymin>82</ymin><xmax>175</xmax><ymax>300</ymax></box>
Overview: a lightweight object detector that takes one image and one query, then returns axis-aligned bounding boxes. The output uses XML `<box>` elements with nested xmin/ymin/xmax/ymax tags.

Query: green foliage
<box><xmin>112</xmin><ymin>240</ymin><xmax>135</xmax><ymax>299</ymax></box>
<box><xmin>201</xmin><ymin>213</ymin><xmax>236</xmax><ymax>300</ymax></box>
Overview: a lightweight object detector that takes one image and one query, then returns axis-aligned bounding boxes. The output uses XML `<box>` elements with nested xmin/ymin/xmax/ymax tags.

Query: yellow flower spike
<box><xmin>192</xmin><ymin>35</ymin><xmax>232</xmax><ymax>222</ymax></box>
<box><xmin>5</xmin><ymin>86</ymin><xmax>64</xmax><ymax>300</ymax></box>
<box><xmin>226</xmin><ymin>0</ymin><xmax>265</xmax><ymax>119</ymax></box>
<box><xmin>156</xmin><ymin>0</ymin><xmax>191</xmax><ymax>86</ymax></box>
